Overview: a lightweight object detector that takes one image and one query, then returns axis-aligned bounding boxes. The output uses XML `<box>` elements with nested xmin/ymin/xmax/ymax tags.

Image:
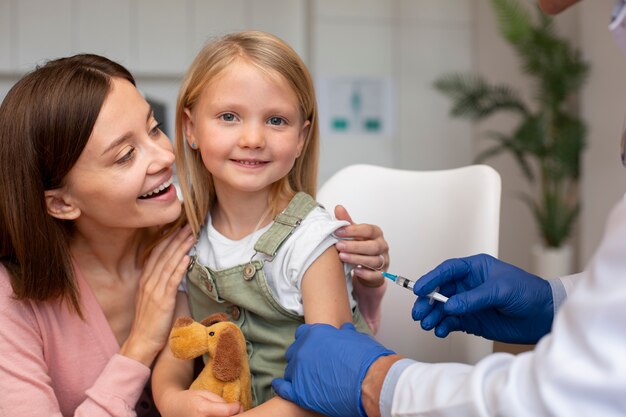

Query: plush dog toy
<box><xmin>169</xmin><ymin>312</ymin><xmax>252</xmax><ymax>410</ymax></box>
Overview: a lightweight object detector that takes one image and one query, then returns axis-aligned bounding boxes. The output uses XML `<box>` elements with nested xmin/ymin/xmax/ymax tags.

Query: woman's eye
<box><xmin>116</xmin><ymin>147</ymin><xmax>135</xmax><ymax>164</ymax></box>
<box><xmin>149</xmin><ymin>122</ymin><xmax>162</xmax><ymax>136</ymax></box>
<box><xmin>220</xmin><ymin>113</ymin><xmax>236</xmax><ymax>122</ymax></box>
<box><xmin>268</xmin><ymin>116</ymin><xmax>285</xmax><ymax>126</ymax></box>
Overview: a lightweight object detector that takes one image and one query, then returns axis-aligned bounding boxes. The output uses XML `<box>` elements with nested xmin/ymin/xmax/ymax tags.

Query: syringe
<box><xmin>382</xmin><ymin>271</ymin><xmax>449</xmax><ymax>304</ymax></box>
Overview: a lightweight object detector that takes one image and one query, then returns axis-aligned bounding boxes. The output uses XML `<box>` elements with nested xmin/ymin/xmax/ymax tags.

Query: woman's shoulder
<box><xmin>0</xmin><ymin>263</ymin><xmax>16</xmax><ymax>298</ymax></box>
<box><xmin>0</xmin><ymin>263</ymin><xmax>38</xmax><ymax>329</ymax></box>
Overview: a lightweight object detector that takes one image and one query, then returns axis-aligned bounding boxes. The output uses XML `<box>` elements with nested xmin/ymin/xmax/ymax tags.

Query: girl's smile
<box><xmin>184</xmin><ymin>59</ymin><xmax>309</xmax><ymax>197</ymax></box>
<box><xmin>229</xmin><ymin>158</ymin><xmax>270</xmax><ymax>168</ymax></box>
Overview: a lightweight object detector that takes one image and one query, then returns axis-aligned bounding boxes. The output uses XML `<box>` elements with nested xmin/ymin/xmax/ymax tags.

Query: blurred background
<box><xmin>1</xmin><ymin>0</ymin><xmax>625</xmax><ymax>279</ymax></box>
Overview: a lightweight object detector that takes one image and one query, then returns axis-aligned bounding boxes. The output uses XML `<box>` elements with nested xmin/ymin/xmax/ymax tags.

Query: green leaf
<box><xmin>433</xmin><ymin>73</ymin><xmax>528</xmax><ymax>120</ymax></box>
<box><xmin>539</xmin><ymin>193</ymin><xmax>580</xmax><ymax>247</ymax></box>
<box><xmin>550</xmin><ymin>114</ymin><xmax>586</xmax><ymax>180</ymax></box>
<box><xmin>482</xmin><ymin>131</ymin><xmax>536</xmax><ymax>181</ymax></box>
<box><xmin>490</xmin><ymin>0</ymin><xmax>534</xmax><ymax>45</ymax></box>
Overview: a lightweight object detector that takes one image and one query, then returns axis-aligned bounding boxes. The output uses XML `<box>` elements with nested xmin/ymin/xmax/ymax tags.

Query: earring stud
<box><xmin>191</xmin><ymin>142</ymin><xmax>197</xmax><ymax>149</ymax></box>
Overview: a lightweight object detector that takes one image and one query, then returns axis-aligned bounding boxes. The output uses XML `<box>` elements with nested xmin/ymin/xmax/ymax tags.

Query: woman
<box><xmin>0</xmin><ymin>54</ymin><xmax>389</xmax><ymax>416</ymax></box>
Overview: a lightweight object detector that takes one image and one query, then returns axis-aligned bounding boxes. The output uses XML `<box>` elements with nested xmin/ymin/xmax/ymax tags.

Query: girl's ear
<box><xmin>296</xmin><ymin>120</ymin><xmax>311</xmax><ymax>157</ymax></box>
<box><xmin>44</xmin><ymin>187</ymin><xmax>81</xmax><ymax>220</ymax></box>
<box><xmin>182</xmin><ymin>108</ymin><xmax>196</xmax><ymax>148</ymax></box>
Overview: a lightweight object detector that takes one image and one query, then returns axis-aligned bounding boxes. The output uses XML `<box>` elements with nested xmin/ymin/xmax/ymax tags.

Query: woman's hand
<box><xmin>333</xmin><ymin>206</ymin><xmax>388</xmax><ymax>333</ymax></box>
<box><xmin>158</xmin><ymin>389</ymin><xmax>242</xmax><ymax>417</ymax></box>
<box><xmin>333</xmin><ymin>205</ymin><xmax>389</xmax><ymax>286</ymax></box>
<box><xmin>120</xmin><ymin>225</ymin><xmax>195</xmax><ymax>366</ymax></box>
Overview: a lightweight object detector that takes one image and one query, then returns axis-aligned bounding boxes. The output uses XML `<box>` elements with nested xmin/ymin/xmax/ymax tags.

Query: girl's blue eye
<box><xmin>268</xmin><ymin>116</ymin><xmax>285</xmax><ymax>126</ymax></box>
<box><xmin>221</xmin><ymin>113</ymin><xmax>236</xmax><ymax>122</ymax></box>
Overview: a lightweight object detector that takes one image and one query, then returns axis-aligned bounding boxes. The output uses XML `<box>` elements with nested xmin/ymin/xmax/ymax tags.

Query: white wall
<box><xmin>579</xmin><ymin>0</ymin><xmax>626</xmax><ymax>264</ymax></box>
<box><xmin>0</xmin><ymin>0</ymin><xmax>618</xmax><ymax>274</ymax></box>
<box><xmin>0</xmin><ymin>0</ymin><xmax>308</xmax><ymax>140</ymax></box>
<box><xmin>313</xmin><ymin>0</ymin><xmax>475</xmax><ymax>183</ymax></box>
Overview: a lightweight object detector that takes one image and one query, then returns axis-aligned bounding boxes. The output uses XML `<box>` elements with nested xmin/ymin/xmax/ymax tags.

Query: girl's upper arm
<box><xmin>300</xmin><ymin>245</ymin><xmax>352</xmax><ymax>328</ymax></box>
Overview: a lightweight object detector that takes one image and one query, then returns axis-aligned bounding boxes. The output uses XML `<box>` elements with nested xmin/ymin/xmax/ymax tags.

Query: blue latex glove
<box><xmin>412</xmin><ymin>254</ymin><xmax>554</xmax><ymax>344</ymax></box>
<box><xmin>272</xmin><ymin>323</ymin><xmax>395</xmax><ymax>417</ymax></box>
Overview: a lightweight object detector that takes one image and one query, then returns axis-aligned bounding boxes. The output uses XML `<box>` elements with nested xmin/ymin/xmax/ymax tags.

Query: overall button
<box><xmin>243</xmin><ymin>264</ymin><xmax>256</xmax><ymax>280</ymax></box>
<box><xmin>231</xmin><ymin>306</ymin><xmax>241</xmax><ymax>320</ymax></box>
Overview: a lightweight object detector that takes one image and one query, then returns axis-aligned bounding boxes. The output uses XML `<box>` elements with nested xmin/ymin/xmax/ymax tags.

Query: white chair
<box><xmin>317</xmin><ymin>164</ymin><xmax>501</xmax><ymax>364</ymax></box>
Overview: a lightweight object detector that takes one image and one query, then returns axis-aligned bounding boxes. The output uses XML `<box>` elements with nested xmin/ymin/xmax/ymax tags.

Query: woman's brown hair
<box><xmin>0</xmin><ymin>54</ymin><xmax>135</xmax><ymax>314</ymax></box>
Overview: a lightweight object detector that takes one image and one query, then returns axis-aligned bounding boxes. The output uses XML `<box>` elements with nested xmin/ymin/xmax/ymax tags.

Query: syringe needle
<box><xmin>382</xmin><ymin>271</ymin><xmax>448</xmax><ymax>303</ymax></box>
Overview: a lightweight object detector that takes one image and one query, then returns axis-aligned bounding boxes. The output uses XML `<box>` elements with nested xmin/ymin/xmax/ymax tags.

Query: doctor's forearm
<box><xmin>361</xmin><ymin>354</ymin><xmax>403</xmax><ymax>417</ymax></box>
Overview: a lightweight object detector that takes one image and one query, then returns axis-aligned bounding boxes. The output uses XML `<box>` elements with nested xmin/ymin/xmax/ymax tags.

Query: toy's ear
<box><xmin>201</xmin><ymin>312</ymin><xmax>229</xmax><ymax>327</ymax></box>
<box><xmin>173</xmin><ymin>316</ymin><xmax>194</xmax><ymax>328</ymax></box>
<box><xmin>212</xmin><ymin>327</ymin><xmax>242</xmax><ymax>382</ymax></box>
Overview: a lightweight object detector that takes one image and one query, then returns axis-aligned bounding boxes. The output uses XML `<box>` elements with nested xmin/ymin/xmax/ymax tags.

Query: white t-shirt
<box><xmin>195</xmin><ymin>205</ymin><xmax>355</xmax><ymax>316</ymax></box>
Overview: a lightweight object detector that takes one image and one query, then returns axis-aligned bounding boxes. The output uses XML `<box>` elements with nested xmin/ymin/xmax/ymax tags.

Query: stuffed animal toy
<box><xmin>169</xmin><ymin>312</ymin><xmax>252</xmax><ymax>410</ymax></box>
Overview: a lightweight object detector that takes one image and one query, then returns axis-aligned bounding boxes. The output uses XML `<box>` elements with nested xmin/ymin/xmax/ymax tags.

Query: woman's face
<box><xmin>51</xmin><ymin>77</ymin><xmax>181</xmax><ymax>230</ymax></box>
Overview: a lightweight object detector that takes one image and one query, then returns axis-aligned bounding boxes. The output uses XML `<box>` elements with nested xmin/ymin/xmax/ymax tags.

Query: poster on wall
<box><xmin>316</xmin><ymin>76</ymin><xmax>395</xmax><ymax>138</ymax></box>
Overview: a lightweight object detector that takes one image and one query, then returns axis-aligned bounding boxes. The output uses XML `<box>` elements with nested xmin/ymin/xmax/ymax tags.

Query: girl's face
<box><xmin>184</xmin><ymin>60</ymin><xmax>310</xmax><ymax>199</ymax></box>
<box><xmin>46</xmin><ymin>78</ymin><xmax>181</xmax><ymax>230</ymax></box>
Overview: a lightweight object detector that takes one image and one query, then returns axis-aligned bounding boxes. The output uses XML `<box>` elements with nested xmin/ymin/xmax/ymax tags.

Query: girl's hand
<box><xmin>158</xmin><ymin>390</ymin><xmax>242</xmax><ymax>417</ymax></box>
<box><xmin>333</xmin><ymin>205</ymin><xmax>389</xmax><ymax>287</ymax></box>
<box><xmin>120</xmin><ymin>225</ymin><xmax>195</xmax><ymax>366</ymax></box>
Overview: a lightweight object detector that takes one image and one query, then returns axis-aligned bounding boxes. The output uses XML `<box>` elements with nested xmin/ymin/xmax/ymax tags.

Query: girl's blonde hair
<box><xmin>175</xmin><ymin>31</ymin><xmax>319</xmax><ymax>235</ymax></box>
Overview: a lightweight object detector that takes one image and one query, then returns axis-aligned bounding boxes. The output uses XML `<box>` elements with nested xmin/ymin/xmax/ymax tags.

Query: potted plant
<box><xmin>434</xmin><ymin>0</ymin><xmax>589</xmax><ymax>277</ymax></box>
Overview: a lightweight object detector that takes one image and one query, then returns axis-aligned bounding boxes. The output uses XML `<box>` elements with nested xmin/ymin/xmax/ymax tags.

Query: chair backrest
<box><xmin>317</xmin><ymin>164</ymin><xmax>501</xmax><ymax>364</ymax></box>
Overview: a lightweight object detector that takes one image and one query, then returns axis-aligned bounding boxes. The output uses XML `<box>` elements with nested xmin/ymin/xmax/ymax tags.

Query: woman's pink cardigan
<box><xmin>0</xmin><ymin>265</ymin><xmax>151</xmax><ymax>416</ymax></box>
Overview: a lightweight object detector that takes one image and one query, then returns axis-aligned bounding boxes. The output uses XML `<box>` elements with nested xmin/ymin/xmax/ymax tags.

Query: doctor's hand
<box><xmin>412</xmin><ymin>254</ymin><xmax>554</xmax><ymax>344</ymax></box>
<box><xmin>272</xmin><ymin>323</ymin><xmax>395</xmax><ymax>417</ymax></box>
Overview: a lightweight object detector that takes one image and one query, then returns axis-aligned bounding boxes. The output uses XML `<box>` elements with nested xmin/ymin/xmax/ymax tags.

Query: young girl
<box><xmin>153</xmin><ymin>31</ymin><xmax>384</xmax><ymax>414</ymax></box>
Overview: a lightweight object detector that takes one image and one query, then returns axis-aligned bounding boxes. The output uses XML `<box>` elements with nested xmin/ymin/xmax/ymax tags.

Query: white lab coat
<box><xmin>385</xmin><ymin>196</ymin><xmax>626</xmax><ymax>417</ymax></box>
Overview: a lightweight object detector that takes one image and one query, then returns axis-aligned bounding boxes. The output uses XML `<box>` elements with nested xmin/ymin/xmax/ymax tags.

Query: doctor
<box><xmin>272</xmin><ymin>0</ymin><xmax>626</xmax><ymax>416</ymax></box>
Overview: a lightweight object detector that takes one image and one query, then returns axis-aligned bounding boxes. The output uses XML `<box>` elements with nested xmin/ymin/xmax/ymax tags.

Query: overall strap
<box><xmin>253</xmin><ymin>192</ymin><xmax>319</xmax><ymax>257</ymax></box>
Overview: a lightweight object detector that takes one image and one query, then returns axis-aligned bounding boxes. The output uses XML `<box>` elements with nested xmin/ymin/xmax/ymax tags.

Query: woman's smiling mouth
<box><xmin>139</xmin><ymin>177</ymin><xmax>174</xmax><ymax>199</ymax></box>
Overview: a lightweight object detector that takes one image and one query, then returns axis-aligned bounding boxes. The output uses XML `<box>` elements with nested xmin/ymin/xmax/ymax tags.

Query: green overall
<box><xmin>186</xmin><ymin>192</ymin><xmax>371</xmax><ymax>406</ymax></box>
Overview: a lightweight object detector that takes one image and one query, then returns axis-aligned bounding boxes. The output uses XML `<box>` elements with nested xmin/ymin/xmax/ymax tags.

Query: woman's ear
<box><xmin>182</xmin><ymin>108</ymin><xmax>196</xmax><ymax>148</ymax></box>
<box><xmin>44</xmin><ymin>188</ymin><xmax>81</xmax><ymax>220</ymax></box>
